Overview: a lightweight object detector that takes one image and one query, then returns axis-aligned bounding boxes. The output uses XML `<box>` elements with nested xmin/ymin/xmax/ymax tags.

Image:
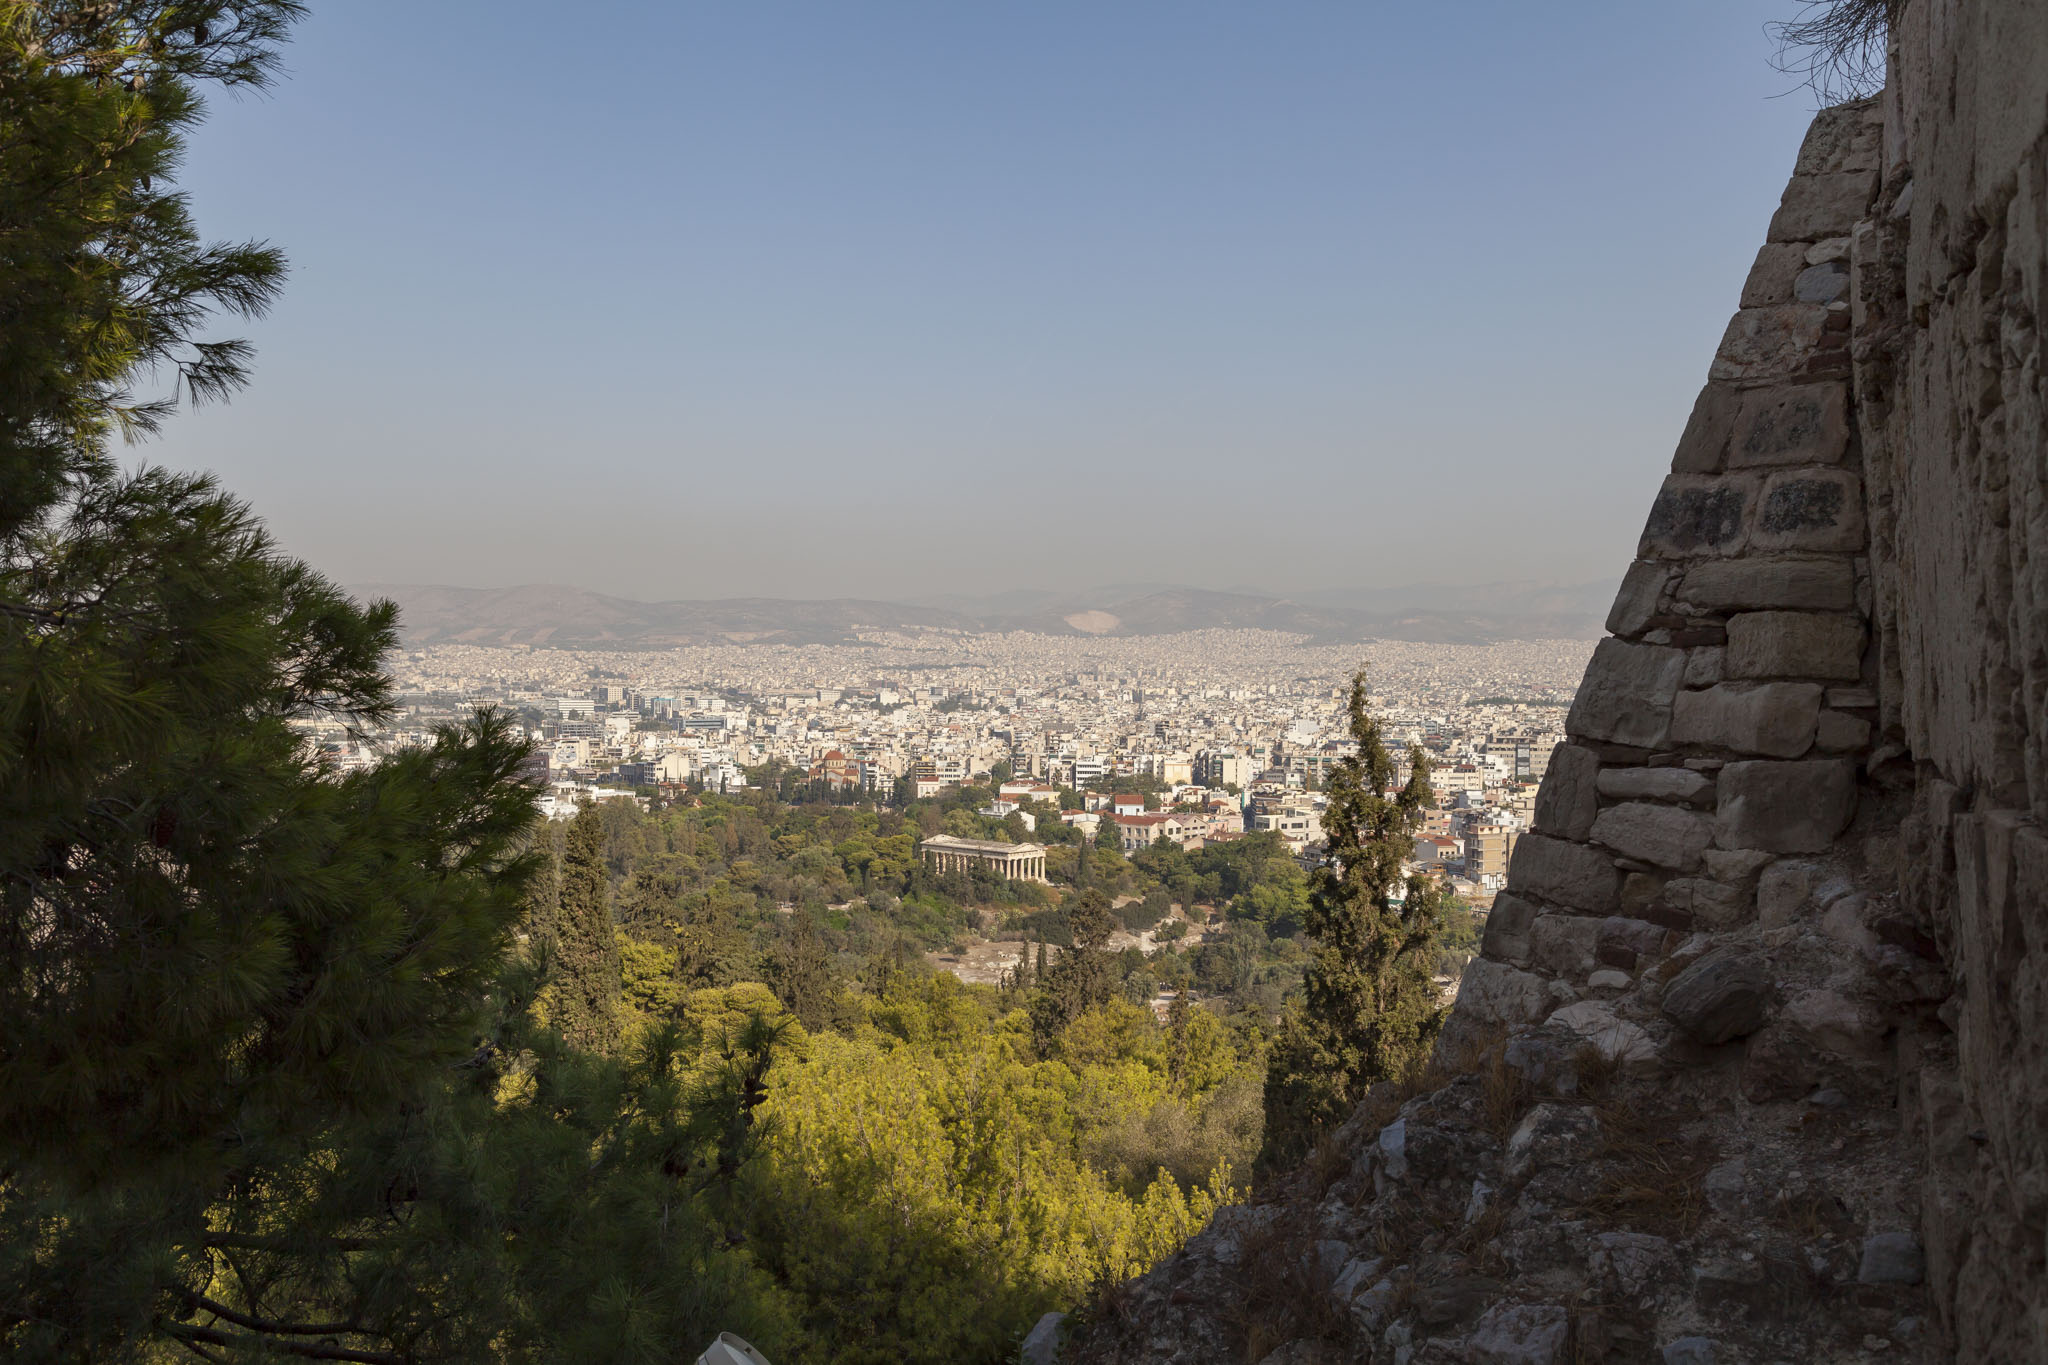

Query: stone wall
<box><xmin>1071</xmin><ymin>6</ymin><xmax>2044</xmax><ymax>1359</ymax></box>
<box><xmin>1855</xmin><ymin>0</ymin><xmax>2048</xmax><ymax>1355</ymax></box>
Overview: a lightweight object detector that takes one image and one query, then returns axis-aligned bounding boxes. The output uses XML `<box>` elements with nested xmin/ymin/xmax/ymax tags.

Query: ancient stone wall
<box><xmin>1072</xmin><ymin>5</ymin><xmax>2044</xmax><ymax>1359</ymax></box>
<box><xmin>1855</xmin><ymin>0</ymin><xmax>2048</xmax><ymax>1355</ymax></box>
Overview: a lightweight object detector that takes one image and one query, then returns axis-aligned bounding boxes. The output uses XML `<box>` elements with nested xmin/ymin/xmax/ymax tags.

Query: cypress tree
<box><xmin>1030</xmin><ymin>888</ymin><xmax>1117</xmax><ymax>1053</ymax></box>
<box><xmin>548</xmin><ymin>804</ymin><xmax>622</xmax><ymax>1053</ymax></box>
<box><xmin>1260</xmin><ymin>669</ymin><xmax>1447</xmax><ymax>1167</ymax></box>
<box><xmin>770</xmin><ymin>906</ymin><xmax>833</xmax><ymax>1031</ymax></box>
<box><xmin>1168</xmin><ymin>992</ymin><xmax>1192</xmax><ymax>1098</ymax></box>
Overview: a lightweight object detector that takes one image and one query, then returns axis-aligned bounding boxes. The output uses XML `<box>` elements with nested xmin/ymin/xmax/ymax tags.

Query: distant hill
<box><xmin>354</xmin><ymin>582</ymin><xmax>1609</xmax><ymax>649</ymax></box>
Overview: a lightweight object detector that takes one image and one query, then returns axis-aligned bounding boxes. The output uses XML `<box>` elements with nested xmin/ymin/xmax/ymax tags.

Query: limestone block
<box><xmin>1725</xmin><ymin>610</ymin><xmax>1864</xmax><ymax>680</ymax></box>
<box><xmin>1455</xmin><ymin>958</ymin><xmax>1552</xmax><ymax>1028</ymax></box>
<box><xmin>1768</xmin><ymin>169</ymin><xmax>1880</xmax><ymax>241</ymax></box>
<box><xmin>1481</xmin><ymin>892</ymin><xmax>1538</xmax><ymax>963</ymax></box>
<box><xmin>1605</xmin><ymin>561</ymin><xmax>1671</xmax><ymax>637</ymax></box>
<box><xmin>1533</xmin><ymin>742</ymin><xmax>1599</xmax><ymax>840</ymax></box>
<box><xmin>1660</xmin><ymin>876</ymin><xmax>1751</xmax><ymax>930</ymax></box>
<box><xmin>1639</xmin><ymin>473</ymin><xmax>1759</xmax><ymax>559</ymax></box>
<box><xmin>1816</xmin><ymin>709</ymin><xmax>1872</xmax><ymax>752</ymax></box>
<box><xmin>1728</xmin><ymin>382</ymin><xmax>1848</xmax><ymax>467</ymax></box>
<box><xmin>1794</xmin><ymin>260</ymin><xmax>1851</xmax><ymax>303</ymax></box>
<box><xmin>1598</xmin><ymin>917</ymin><xmax>1668</xmax><ymax>959</ymax></box>
<box><xmin>1806</xmin><ymin>236</ymin><xmax>1851</xmax><ymax>264</ymax></box>
<box><xmin>1565</xmin><ymin>641</ymin><xmax>1686</xmax><ymax>749</ymax></box>
<box><xmin>1683</xmin><ymin>646</ymin><xmax>1726</xmax><ymax>687</ymax></box>
<box><xmin>1588</xmin><ymin>968</ymin><xmax>1631</xmax><ymax>990</ymax></box>
<box><xmin>1750</xmin><ymin>469</ymin><xmax>1865</xmax><ymax>553</ymax></box>
<box><xmin>1546</xmin><ymin>1001</ymin><xmax>1655</xmax><ymax>1068</ymax></box>
<box><xmin>1757</xmin><ymin>860</ymin><xmax>1816</xmax><ymax>928</ymax></box>
<box><xmin>1792</xmin><ymin>99</ymin><xmax>1881</xmax><ymax>176</ymax></box>
<box><xmin>1676</xmin><ymin>557</ymin><xmax>1857</xmax><ymax>614</ymax></box>
<box><xmin>1662</xmin><ymin>952</ymin><xmax>1770</xmax><ymax>1044</ymax></box>
<box><xmin>1670</xmin><ymin>682</ymin><xmax>1823</xmax><ymax>757</ymax></box>
<box><xmin>1530</xmin><ymin>913</ymin><xmax>1599</xmax><ymax>976</ymax></box>
<box><xmin>1021</xmin><ymin>1313</ymin><xmax>1066</xmax><ymax>1365</ymax></box>
<box><xmin>1591</xmin><ymin>802</ymin><xmax>1712</xmax><ymax>870</ymax></box>
<box><xmin>1596</xmin><ymin>767</ymin><xmax>1713</xmax><ymax>803</ymax></box>
<box><xmin>1738</xmin><ymin>241</ymin><xmax>1811</xmax><ymax>308</ymax></box>
<box><xmin>1509</xmin><ymin>835</ymin><xmax>1621</xmax><ymax>915</ymax></box>
<box><xmin>1672</xmin><ymin>383</ymin><xmax>1739</xmax><ymax>473</ymax></box>
<box><xmin>1714</xmin><ymin>759</ymin><xmax>1858</xmax><ymax>853</ymax></box>
<box><xmin>1709</xmin><ymin>304</ymin><xmax>1830</xmax><ymax>384</ymax></box>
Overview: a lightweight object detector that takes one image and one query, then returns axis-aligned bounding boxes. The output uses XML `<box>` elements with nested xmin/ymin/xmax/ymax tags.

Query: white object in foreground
<box><xmin>696</xmin><ymin>1333</ymin><xmax>771</xmax><ymax>1365</ymax></box>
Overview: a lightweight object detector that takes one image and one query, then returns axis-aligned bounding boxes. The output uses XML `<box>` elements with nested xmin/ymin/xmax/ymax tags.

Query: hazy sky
<box><xmin>147</xmin><ymin>1</ymin><xmax>1826</xmax><ymax>603</ymax></box>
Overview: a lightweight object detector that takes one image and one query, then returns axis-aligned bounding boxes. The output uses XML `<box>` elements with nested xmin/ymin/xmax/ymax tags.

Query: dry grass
<box><xmin>1775</xmin><ymin>1186</ymin><xmax>1856</xmax><ymax>1241</ymax></box>
<box><xmin>1582</xmin><ymin>1093</ymin><xmax>1713</xmax><ymax>1237</ymax></box>
<box><xmin>1569</xmin><ymin>1041</ymin><xmax>1623</xmax><ymax>1104</ymax></box>
<box><xmin>1227</xmin><ymin>1207</ymin><xmax>1354</xmax><ymax>1362</ymax></box>
<box><xmin>1449</xmin><ymin>1191</ymin><xmax>1512</xmax><ymax>1278</ymax></box>
<box><xmin>1480</xmin><ymin>1041</ymin><xmax>1534</xmax><ymax>1140</ymax></box>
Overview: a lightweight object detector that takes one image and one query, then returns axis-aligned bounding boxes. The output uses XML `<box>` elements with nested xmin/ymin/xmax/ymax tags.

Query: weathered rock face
<box><xmin>1072</xmin><ymin>7</ymin><xmax>2042</xmax><ymax>1362</ymax></box>
<box><xmin>1853</xmin><ymin>2</ymin><xmax>2048</xmax><ymax>1357</ymax></box>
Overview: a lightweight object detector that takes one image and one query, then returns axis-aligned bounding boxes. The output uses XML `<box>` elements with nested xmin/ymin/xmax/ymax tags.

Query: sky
<box><xmin>146</xmin><ymin>0</ymin><xmax>1830</xmax><ymax>604</ymax></box>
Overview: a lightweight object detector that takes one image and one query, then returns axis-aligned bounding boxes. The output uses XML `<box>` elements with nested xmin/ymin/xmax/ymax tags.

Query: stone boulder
<box><xmin>1661</xmin><ymin>953</ymin><xmax>1771</xmax><ymax>1044</ymax></box>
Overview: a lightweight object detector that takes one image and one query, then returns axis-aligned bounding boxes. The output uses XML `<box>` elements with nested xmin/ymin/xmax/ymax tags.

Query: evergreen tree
<box><xmin>771</xmin><ymin>906</ymin><xmax>833</xmax><ymax>1030</ymax></box>
<box><xmin>1168</xmin><ymin>992</ymin><xmax>1192</xmax><ymax>1099</ymax></box>
<box><xmin>0</xmin><ymin>0</ymin><xmax>297</xmax><ymax>535</ymax></box>
<box><xmin>541</xmin><ymin>804</ymin><xmax>622</xmax><ymax>1052</ymax></box>
<box><xmin>1030</xmin><ymin>889</ymin><xmax>1117</xmax><ymax>1052</ymax></box>
<box><xmin>1260</xmin><ymin>670</ymin><xmax>1447</xmax><ymax>1167</ymax></box>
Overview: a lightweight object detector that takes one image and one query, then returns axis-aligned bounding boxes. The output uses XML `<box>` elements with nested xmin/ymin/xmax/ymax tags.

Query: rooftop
<box><xmin>919</xmin><ymin>834</ymin><xmax>1048</xmax><ymax>855</ymax></box>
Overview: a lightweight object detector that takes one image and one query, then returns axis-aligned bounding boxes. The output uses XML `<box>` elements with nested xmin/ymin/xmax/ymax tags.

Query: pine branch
<box><xmin>178</xmin><ymin>1291</ymin><xmax>367</xmax><ymax>1339</ymax></box>
<box><xmin>159</xmin><ymin>1320</ymin><xmax>406</xmax><ymax>1365</ymax></box>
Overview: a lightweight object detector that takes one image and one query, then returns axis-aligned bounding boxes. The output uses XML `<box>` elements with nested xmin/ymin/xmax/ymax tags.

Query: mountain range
<box><xmin>354</xmin><ymin>580</ymin><xmax>1614</xmax><ymax>650</ymax></box>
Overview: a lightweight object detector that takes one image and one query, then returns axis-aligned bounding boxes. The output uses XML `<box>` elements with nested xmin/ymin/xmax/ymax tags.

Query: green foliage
<box><xmin>530</xmin><ymin>804</ymin><xmax>624</xmax><ymax>1053</ymax></box>
<box><xmin>1029</xmin><ymin>889</ymin><xmax>1118</xmax><ymax>1054</ymax></box>
<box><xmin>0</xmin><ymin>8</ymin><xmax>1268</xmax><ymax>1357</ymax></box>
<box><xmin>0</xmin><ymin>0</ymin><xmax>299</xmax><ymax>533</ymax></box>
<box><xmin>1261</xmin><ymin>671</ymin><xmax>1448</xmax><ymax>1168</ymax></box>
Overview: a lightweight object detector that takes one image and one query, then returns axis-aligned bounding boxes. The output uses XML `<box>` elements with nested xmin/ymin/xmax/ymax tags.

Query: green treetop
<box><xmin>1260</xmin><ymin>669</ymin><xmax>1447</xmax><ymax>1167</ymax></box>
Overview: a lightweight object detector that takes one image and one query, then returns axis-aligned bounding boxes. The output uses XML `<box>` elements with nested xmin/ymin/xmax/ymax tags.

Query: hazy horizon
<box><xmin>143</xmin><ymin>1</ymin><xmax>1829</xmax><ymax>601</ymax></box>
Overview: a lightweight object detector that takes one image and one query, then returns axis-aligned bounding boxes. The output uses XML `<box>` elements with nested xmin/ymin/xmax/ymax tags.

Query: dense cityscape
<box><xmin>303</xmin><ymin>630</ymin><xmax>1595</xmax><ymax>912</ymax></box>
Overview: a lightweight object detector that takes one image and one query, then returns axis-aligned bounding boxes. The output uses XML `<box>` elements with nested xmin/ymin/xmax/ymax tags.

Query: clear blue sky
<box><xmin>148</xmin><ymin>0</ymin><xmax>1828</xmax><ymax>603</ymax></box>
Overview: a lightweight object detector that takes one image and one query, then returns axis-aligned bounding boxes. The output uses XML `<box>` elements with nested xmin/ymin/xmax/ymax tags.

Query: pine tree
<box><xmin>0</xmin><ymin>10</ymin><xmax>800</xmax><ymax>1359</ymax></box>
<box><xmin>1260</xmin><ymin>670</ymin><xmax>1447</xmax><ymax>1167</ymax></box>
<box><xmin>0</xmin><ymin>1</ymin><xmax>298</xmax><ymax>535</ymax></box>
